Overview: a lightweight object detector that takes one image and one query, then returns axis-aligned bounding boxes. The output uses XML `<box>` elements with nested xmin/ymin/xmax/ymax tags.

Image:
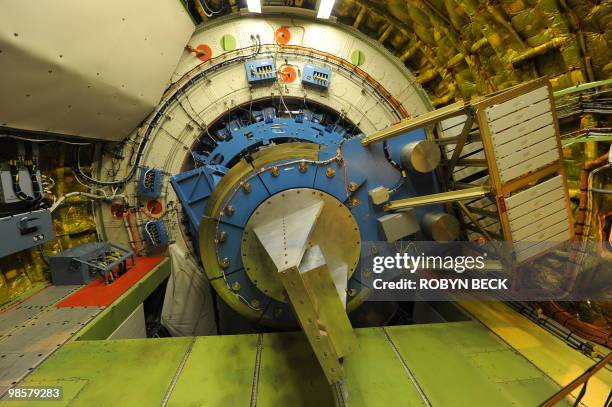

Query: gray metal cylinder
<box><xmin>421</xmin><ymin>212</ymin><xmax>460</xmax><ymax>242</ymax></box>
<box><xmin>400</xmin><ymin>140</ymin><xmax>441</xmax><ymax>173</ymax></box>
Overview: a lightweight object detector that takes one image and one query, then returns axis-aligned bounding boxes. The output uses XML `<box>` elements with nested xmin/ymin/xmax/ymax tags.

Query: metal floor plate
<box><xmin>2</xmin><ymin>321</ymin><xmax>580</xmax><ymax>407</ymax></box>
<box><xmin>0</xmin><ymin>286</ymin><xmax>79</xmax><ymax>338</ymax></box>
<box><xmin>0</xmin><ymin>306</ymin><xmax>101</xmax><ymax>397</ymax></box>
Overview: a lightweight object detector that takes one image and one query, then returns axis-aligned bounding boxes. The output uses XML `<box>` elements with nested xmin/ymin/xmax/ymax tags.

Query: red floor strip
<box><xmin>56</xmin><ymin>256</ymin><xmax>166</xmax><ymax>308</ymax></box>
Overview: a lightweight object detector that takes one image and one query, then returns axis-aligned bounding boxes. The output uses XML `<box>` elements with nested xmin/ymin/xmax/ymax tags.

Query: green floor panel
<box><xmin>1</xmin><ymin>321</ymin><xmax>574</xmax><ymax>406</ymax></box>
<box><xmin>166</xmin><ymin>334</ymin><xmax>258</xmax><ymax>406</ymax></box>
<box><xmin>0</xmin><ymin>337</ymin><xmax>193</xmax><ymax>407</ymax></box>
<box><xmin>469</xmin><ymin>349</ymin><xmax>546</xmax><ymax>382</ymax></box>
<box><xmin>256</xmin><ymin>331</ymin><xmax>335</xmax><ymax>407</ymax></box>
<box><xmin>496</xmin><ymin>377</ymin><xmax>571</xmax><ymax>404</ymax></box>
<box><xmin>344</xmin><ymin>328</ymin><xmax>427</xmax><ymax>407</ymax></box>
<box><xmin>385</xmin><ymin>321</ymin><xmax>569</xmax><ymax>407</ymax></box>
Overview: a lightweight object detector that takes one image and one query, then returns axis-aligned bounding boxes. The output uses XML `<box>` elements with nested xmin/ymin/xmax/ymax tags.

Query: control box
<box><xmin>49</xmin><ymin>242</ymin><xmax>134</xmax><ymax>285</ymax></box>
<box><xmin>377</xmin><ymin>210</ymin><xmax>419</xmax><ymax>242</ymax></box>
<box><xmin>244</xmin><ymin>59</ymin><xmax>277</xmax><ymax>84</ymax></box>
<box><xmin>143</xmin><ymin>220</ymin><xmax>169</xmax><ymax>248</ymax></box>
<box><xmin>0</xmin><ymin>209</ymin><xmax>54</xmax><ymax>257</ymax></box>
<box><xmin>302</xmin><ymin>64</ymin><xmax>332</xmax><ymax>89</ymax></box>
<box><xmin>138</xmin><ymin>167</ymin><xmax>163</xmax><ymax>198</ymax></box>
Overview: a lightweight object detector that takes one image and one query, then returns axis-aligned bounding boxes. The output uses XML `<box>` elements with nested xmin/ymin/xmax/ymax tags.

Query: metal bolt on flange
<box><xmin>351</xmin><ymin>197</ymin><xmax>361</xmax><ymax>207</ymax></box>
<box><xmin>271</xmin><ymin>166</ymin><xmax>280</xmax><ymax>177</ymax></box>
<box><xmin>241</xmin><ymin>182</ymin><xmax>252</xmax><ymax>193</ymax></box>
<box><xmin>348</xmin><ymin>181</ymin><xmax>358</xmax><ymax>192</ymax></box>
<box><xmin>219</xmin><ymin>257</ymin><xmax>230</xmax><ymax>268</ymax></box>
<box><xmin>217</xmin><ymin>231</ymin><xmax>228</xmax><ymax>243</ymax></box>
<box><xmin>326</xmin><ymin>167</ymin><xmax>336</xmax><ymax>178</ymax></box>
<box><xmin>231</xmin><ymin>281</ymin><xmax>241</xmax><ymax>292</ymax></box>
<box><xmin>298</xmin><ymin>161</ymin><xmax>308</xmax><ymax>173</ymax></box>
<box><xmin>225</xmin><ymin>205</ymin><xmax>235</xmax><ymax>216</ymax></box>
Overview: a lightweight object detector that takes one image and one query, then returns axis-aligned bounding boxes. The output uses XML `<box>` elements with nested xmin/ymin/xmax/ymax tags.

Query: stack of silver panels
<box><xmin>485</xmin><ymin>86</ymin><xmax>559</xmax><ymax>183</ymax></box>
<box><xmin>504</xmin><ymin>175</ymin><xmax>571</xmax><ymax>262</ymax></box>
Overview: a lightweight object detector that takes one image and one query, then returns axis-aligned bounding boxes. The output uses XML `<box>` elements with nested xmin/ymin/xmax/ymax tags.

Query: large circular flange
<box><xmin>199</xmin><ymin>142</ymin><xmax>323</xmax><ymax>324</ymax></box>
<box><xmin>241</xmin><ymin>188</ymin><xmax>361</xmax><ymax>302</ymax></box>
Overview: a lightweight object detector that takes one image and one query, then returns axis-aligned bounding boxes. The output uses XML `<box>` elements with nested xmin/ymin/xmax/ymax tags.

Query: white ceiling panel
<box><xmin>0</xmin><ymin>0</ymin><xmax>195</xmax><ymax>140</ymax></box>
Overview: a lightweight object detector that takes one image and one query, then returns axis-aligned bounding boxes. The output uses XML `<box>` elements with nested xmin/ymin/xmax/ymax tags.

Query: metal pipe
<box><xmin>361</xmin><ymin>101</ymin><xmax>467</xmax><ymax>146</ymax></box>
<box><xmin>378</xmin><ymin>24</ymin><xmax>393</xmax><ymax>43</ymax></box>
<box><xmin>384</xmin><ymin>186</ymin><xmax>489</xmax><ymax>210</ymax></box>
<box><xmin>50</xmin><ymin>191</ymin><xmax>126</xmax><ymax>213</ymax></box>
<box><xmin>553</xmin><ymin>78</ymin><xmax>612</xmax><ymax>97</ymax></box>
<box><xmin>539</xmin><ymin>346</ymin><xmax>611</xmax><ymax>406</ymax></box>
<box><xmin>511</xmin><ymin>37</ymin><xmax>568</xmax><ymax>66</ymax></box>
<box><xmin>353</xmin><ymin>6</ymin><xmax>367</xmax><ymax>29</ymax></box>
<box><xmin>399</xmin><ymin>42</ymin><xmax>419</xmax><ymax>62</ymax></box>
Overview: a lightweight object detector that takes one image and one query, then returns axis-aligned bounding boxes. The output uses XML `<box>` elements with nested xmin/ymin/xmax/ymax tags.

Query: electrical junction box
<box><xmin>143</xmin><ymin>220</ymin><xmax>169</xmax><ymax>248</ymax></box>
<box><xmin>0</xmin><ymin>209</ymin><xmax>54</xmax><ymax>257</ymax></box>
<box><xmin>138</xmin><ymin>167</ymin><xmax>163</xmax><ymax>198</ymax></box>
<box><xmin>302</xmin><ymin>64</ymin><xmax>332</xmax><ymax>89</ymax></box>
<box><xmin>377</xmin><ymin>210</ymin><xmax>419</xmax><ymax>242</ymax></box>
<box><xmin>368</xmin><ymin>186</ymin><xmax>390</xmax><ymax>205</ymax></box>
<box><xmin>244</xmin><ymin>59</ymin><xmax>277</xmax><ymax>84</ymax></box>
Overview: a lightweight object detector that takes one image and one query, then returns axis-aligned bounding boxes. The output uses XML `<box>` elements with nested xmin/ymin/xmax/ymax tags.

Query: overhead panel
<box><xmin>0</xmin><ymin>0</ymin><xmax>194</xmax><ymax>140</ymax></box>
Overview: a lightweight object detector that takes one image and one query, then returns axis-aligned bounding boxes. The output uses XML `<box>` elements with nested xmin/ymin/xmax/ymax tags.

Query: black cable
<box><xmin>8</xmin><ymin>163</ymin><xmax>33</xmax><ymax>202</ymax></box>
<box><xmin>0</xmin><ymin>133</ymin><xmax>92</xmax><ymax>145</ymax></box>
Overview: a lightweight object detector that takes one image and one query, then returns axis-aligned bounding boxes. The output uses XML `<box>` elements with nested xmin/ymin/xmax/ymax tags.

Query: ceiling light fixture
<box><xmin>247</xmin><ymin>0</ymin><xmax>261</xmax><ymax>13</ymax></box>
<box><xmin>317</xmin><ymin>0</ymin><xmax>336</xmax><ymax>19</ymax></box>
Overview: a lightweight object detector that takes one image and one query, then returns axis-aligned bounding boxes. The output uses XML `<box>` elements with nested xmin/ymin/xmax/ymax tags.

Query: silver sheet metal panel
<box><xmin>0</xmin><ymin>286</ymin><xmax>94</xmax><ymax>396</ymax></box>
<box><xmin>0</xmin><ymin>306</ymin><xmax>102</xmax><ymax>396</ymax></box>
<box><xmin>0</xmin><ymin>285</ymin><xmax>79</xmax><ymax>338</ymax></box>
<box><xmin>485</xmin><ymin>87</ymin><xmax>560</xmax><ymax>184</ymax></box>
<box><xmin>505</xmin><ymin>176</ymin><xmax>571</xmax><ymax>262</ymax></box>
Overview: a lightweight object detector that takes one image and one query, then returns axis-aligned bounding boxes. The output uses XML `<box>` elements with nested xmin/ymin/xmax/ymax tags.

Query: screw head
<box><xmin>348</xmin><ymin>181</ymin><xmax>358</xmax><ymax>192</ymax></box>
<box><xmin>271</xmin><ymin>166</ymin><xmax>280</xmax><ymax>177</ymax></box>
<box><xmin>351</xmin><ymin>197</ymin><xmax>361</xmax><ymax>207</ymax></box>
<box><xmin>326</xmin><ymin>167</ymin><xmax>336</xmax><ymax>178</ymax></box>
<box><xmin>217</xmin><ymin>230</ymin><xmax>227</xmax><ymax>243</ymax></box>
<box><xmin>298</xmin><ymin>162</ymin><xmax>308</xmax><ymax>173</ymax></box>
<box><xmin>225</xmin><ymin>205</ymin><xmax>235</xmax><ymax>216</ymax></box>
<box><xmin>219</xmin><ymin>257</ymin><xmax>230</xmax><ymax>268</ymax></box>
<box><xmin>231</xmin><ymin>281</ymin><xmax>241</xmax><ymax>292</ymax></box>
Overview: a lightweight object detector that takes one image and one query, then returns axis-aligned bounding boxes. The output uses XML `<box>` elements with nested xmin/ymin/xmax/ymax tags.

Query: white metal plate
<box><xmin>505</xmin><ymin>176</ymin><xmax>564</xmax><ymax>210</ymax></box>
<box><xmin>499</xmin><ymin>150</ymin><xmax>559</xmax><ymax>183</ymax></box>
<box><xmin>0</xmin><ymin>0</ymin><xmax>194</xmax><ymax>140</ymax></box>
<box><xmin>496</xmin><ymin>136</ymin><xmax>558</xmax><ymax>171</ymax></box>
<box><xmin>488</xmin><ymin>99</ymin><xmax>551</xmax><ymax>134</ymax></box>
<box><xmin>486</xmin><ymin>86</ymin><xmax>549</xmax><ymax>121</ymax></box>
<box><xmin>493</xmin><ymin>124</ymin><xmax>555</xmax><ymax>159</ymax></box>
